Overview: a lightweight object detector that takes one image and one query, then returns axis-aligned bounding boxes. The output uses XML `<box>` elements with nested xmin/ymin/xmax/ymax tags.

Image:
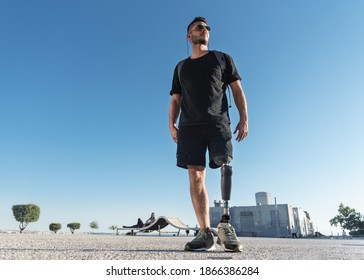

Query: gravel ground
<box><xmin>0</xmin><ymin>233</ymin><xmax>363</xmax><ymax>260</ymax></box>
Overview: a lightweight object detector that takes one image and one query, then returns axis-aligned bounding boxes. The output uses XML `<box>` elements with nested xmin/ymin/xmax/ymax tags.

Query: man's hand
<box><xmin>233</xmin><ymin>120</ymin><xmax>248</xmax><ymax>142</ymax></box>
<box><xmin>170</xmin><ymin>125</ymin><xmax>178</xmax><ymax>144</ymax></box>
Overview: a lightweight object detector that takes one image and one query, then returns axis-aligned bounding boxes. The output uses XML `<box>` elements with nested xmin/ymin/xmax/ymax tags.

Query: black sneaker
<box><xmin>184</xmin><ymin>228</ymin><xmax>215</xmax><ymax>251</ymax></box>
<box><xmin>217</xmin><ymin>222</ymin><xmax>243</xmax><ymax>252</ymax></box>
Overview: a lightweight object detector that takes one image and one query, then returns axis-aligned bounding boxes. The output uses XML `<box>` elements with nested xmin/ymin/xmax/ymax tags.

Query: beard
<box><xmin>191</xmin><ymin>35</ymin><xmax>208</xmax><ymax>45</ymax></box>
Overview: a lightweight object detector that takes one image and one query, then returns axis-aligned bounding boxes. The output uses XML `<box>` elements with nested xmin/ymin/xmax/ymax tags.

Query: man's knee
<box><xmin>187</xmin><ymin>165</ymin><xmax>206</xmax><ymax>184</ymax></box>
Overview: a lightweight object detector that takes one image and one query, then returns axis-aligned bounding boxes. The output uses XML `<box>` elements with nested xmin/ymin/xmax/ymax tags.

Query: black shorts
<box><xmin>176</xmin><ymin>124</ymin><xmax>233</xmax><ymax>169</ymax></box>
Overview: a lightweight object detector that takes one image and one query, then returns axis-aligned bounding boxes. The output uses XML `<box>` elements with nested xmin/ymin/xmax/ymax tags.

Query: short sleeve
<box><xmin>224</xmin><ymin>53</ymin><xmax>241</xmax><ymax>84</ymax></box>
<box><xmin>170</xmin><ymin>64</ymin><xmax>182</xmax><ymax>95</ymax></box>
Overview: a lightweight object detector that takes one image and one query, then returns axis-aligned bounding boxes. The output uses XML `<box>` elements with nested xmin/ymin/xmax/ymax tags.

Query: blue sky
<box><xmin>0</xmin><ymin>0</ymin><xmax>363</xmax><ymax>235</ymax></box>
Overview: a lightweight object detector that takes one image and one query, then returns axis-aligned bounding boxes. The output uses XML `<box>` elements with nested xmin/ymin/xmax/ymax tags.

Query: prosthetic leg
<box><xmin>213</xmin><ymin>156</ymin><xmax>233</xmax><ymax>223</ymax></box>
<box><xmin>220</xmin><ymin>164</ymin><xmax>232</xmax><ymax>223</ymax></box>
<box><xmin>214</xmin><ymin>156</ymin><xmax>243</xmax><ymax>252</ymax></box>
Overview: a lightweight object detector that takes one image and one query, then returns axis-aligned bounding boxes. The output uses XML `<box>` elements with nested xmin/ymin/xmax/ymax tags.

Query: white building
<box><xmin>210</xmin><ymin>192</ymin><xmax>314</xmax><ymax>237</ymax></box>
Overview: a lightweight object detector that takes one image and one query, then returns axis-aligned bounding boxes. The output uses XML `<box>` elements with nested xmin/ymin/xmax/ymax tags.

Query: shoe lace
<box><xmin>220</xmin><ymin>226</ymin><xmax>238</xmax><ymax>241</ymax></box>
<box><xmin>195</xmin><ymin>230</ymin><xmax>208</xmax><ymax>240</ymax></box>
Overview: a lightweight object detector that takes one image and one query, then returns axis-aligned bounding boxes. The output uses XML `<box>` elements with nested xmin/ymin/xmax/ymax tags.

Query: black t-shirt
<box><xmin>170</xmin><ymin>51</ymin><xmax>241</xmax><ymax>126</ymax></box>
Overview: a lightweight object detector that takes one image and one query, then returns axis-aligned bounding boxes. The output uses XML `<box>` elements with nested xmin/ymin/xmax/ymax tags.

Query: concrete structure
<box><xmin>210</xmin><ymin>192</ymin><xmax>314</xmax><ymax>237</ymax></box>
<box><xmin>255</xmin><ymin>192</ymin><xmax>271</xmax><ymax>205</ymax></box>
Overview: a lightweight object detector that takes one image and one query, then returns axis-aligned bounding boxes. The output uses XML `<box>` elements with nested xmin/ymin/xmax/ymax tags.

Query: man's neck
<box><xmin>191</xmin><ymin>44</ymin><xmax>209</xmax><ymax>59</ymax></box>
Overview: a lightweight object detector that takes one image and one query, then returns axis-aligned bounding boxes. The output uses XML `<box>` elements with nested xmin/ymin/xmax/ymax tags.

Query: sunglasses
<box><xmin>190</xmin><ymin>24</ymin><xmax>211</xmax><ymax>33</ymax></box>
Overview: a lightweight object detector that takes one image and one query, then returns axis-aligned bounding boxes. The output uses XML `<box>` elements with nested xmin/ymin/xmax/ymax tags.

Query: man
<box><xmin>169</xmin><ymin>17</ymin><xmax>248</xmax><ymax>252</ymax></box>
<box><xmin>291</xmin><ymin>226</ymin><xmax>297</xmax><ymax>238</ymax></box>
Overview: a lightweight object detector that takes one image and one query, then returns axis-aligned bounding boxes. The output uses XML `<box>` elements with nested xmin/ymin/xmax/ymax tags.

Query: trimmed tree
<box><xmin>67</xmin><ymin>223</ymin><xmax>81</xmax><ymax>234</ymax></box>
<box><xmin>89</xmin><ymin>221</ymin><xmax>99</xmax><ymax>231</ymax></box>
<box><xmin>49</xmin><ymin>223</ymin><xmax>62</xmax><ymax>233</ymax></box>
<box><xmin>12</xmin><ymin>204</ymin><xmax>40</xmax><ymax>233</ymax></box>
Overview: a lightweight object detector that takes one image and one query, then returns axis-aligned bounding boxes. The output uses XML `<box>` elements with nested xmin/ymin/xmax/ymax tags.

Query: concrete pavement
<box><xmin>0</xmin><ymin>233</ymin><xmax>363</xmax><ymax>260</ymax></box>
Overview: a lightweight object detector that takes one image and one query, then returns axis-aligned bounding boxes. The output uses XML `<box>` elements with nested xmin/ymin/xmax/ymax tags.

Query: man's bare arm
<box><xmin>169</xmin><ymin>93</ymin><xmax>182</xmax><ymax>143</ymax></box>
<box><xmin>230</xmin><ymin>80</ymin><xmax>248</xmax><ymax>142</ymax></box>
